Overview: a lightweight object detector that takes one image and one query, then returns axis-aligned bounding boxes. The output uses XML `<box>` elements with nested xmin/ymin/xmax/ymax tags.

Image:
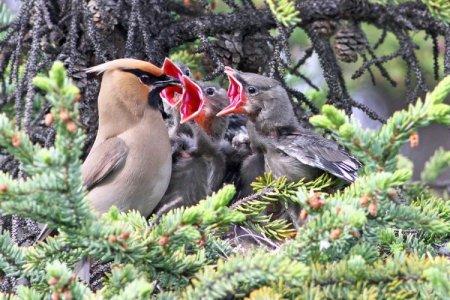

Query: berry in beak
<box><xmin>179</xmin><ymin>75</ymin><xmax>205</xmax><ymax>124</ymax></box>
<box><xmin>160</xmin><ymin>58</ymin><xmax>184</xmax><ymax>107</ymax></box>
<box><xmin>216</xmin><ymin>66</ymin><xmax>248</xmax><ymax>116</ymax></box>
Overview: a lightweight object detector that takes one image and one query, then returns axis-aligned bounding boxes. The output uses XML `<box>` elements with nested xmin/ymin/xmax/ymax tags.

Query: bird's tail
<box><xmin>35</xmin><ymin>224</ymin><xmax>55</xmax><ymax>242</ymax></box>
<box><xmin>73</xmin><ymin>256</ymin><xmax>91</xmax><ymax>284</ymax></box>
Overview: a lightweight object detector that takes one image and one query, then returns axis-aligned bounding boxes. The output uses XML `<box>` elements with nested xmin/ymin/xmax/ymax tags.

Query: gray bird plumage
<box><xmin>154</xmin><ymin>82</ymin><xmax>229</xmax><ymax>216</ymax></box>
<box><xmin>220</xmin><ymin>69</ymin><xmax>361</xmax><ymax>183</ymax></box>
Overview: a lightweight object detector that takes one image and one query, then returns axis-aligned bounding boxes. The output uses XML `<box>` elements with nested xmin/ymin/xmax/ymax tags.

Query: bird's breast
<box><xmin>88</xmin><ymin>120</ymin><xmax>172</xmax><ymax>217</ymax></box>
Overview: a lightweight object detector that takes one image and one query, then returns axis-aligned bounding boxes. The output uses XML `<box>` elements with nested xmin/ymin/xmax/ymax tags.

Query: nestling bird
<box><xmin>154</xmin><ymin>74</ymin><xmax>230</xmax><ymax>216</ymax></box>
<box><xmin>217</xmin><ymin>67</ymin><xmax>361</xmax><ymax>183</ymax></box>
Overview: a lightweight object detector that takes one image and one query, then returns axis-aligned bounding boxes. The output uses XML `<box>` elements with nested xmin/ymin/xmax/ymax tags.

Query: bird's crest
<box><xmin>85</xmin><ymin>58</ymin><xmax>163</xmax><ymax>76</ymax></box>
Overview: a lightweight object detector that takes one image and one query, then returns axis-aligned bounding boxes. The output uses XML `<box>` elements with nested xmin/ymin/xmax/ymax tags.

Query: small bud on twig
<box><xmin>409</xmin><ymin>132</ymin><xmax>419</xmax><ymax>148</ymax></box>
<box><xmin>119</xmin><ymin>231</ymin><xmax>130</xmax><ymax>240</ymax></box>
<box><xmin>359</xmin><ymin>195</ymin><xmax>370</xmax><ymax>207</ymax></box>
<box><xmin>350</xmin><ymin>230</ymin><xmax>361</xmax><ymax>238</ymax></box>
<box><xmin>308</xmin><ymin>192</ymin><xmax>325</xmax><ymax>210</ymax></box>
<box><xmin>368</xmin><ymin>202</ymin><xmax>378</xmax><ymax>217</ymax></box>
<box><xmin>59</xmin><ymin>109</ymin><xmax>71</xmax><ymax>123</ymax></box>
<box><xmin>48</xmin><ymin>277</ymin><xmax>59</xmax><ymax>286</ymax></box>
<box><xmin>159</xmin><ymin>235</ymin><xmax>170</xmax><ymax>246</ymax></box>
<box><xmin>330</xmin><ymin>228</ymin><xmax>341</xmax><ymax>240</ymax></box>
<box><xmin>0</xmin><ymin>184</ymin><xmax>8</xmax><ymax>193</ymax></box>
<box><xmin>11</xmin><ymin>134</ymin><xmax>21</xmax><ymax>148</ymax></box>
<box><xmin>51</xmin><ymin>293</ymin><xmax>60</xmax><ymax>300</ymax></box>
<box><xmin>66</xmin><ymin>121</ymin><xmax>77</xmax><ymax>133</ymax></box>
<box><xmin>44</xmin><ymin>113</ymin><xmax>54</xmax><ymax>126</ymax></box>
<box><xmin>108</xmin><ymin>235</ymin><xmax>117</xmax><ymax>243</ymax></box>
<box><xmin>197</xmin><ymin>237</ymin><xmax>206</xmax><ymax>247</ymax></box>
<box><xmin>387</xmin><ymin>188</ymin><xmax>398</xmax><ymax>199</ymax></box>
<box><xmin>63</xmin><ymin>291</ymin><xmax>73</xmax><ymax>300</ymax></box>
<box><xmin>299</xmin><ymin>209</ymin><xmax>308</xmax><ymax>221</ymax></box>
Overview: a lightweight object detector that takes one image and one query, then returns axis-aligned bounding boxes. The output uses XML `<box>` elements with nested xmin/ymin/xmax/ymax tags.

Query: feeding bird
<box><xmin>217</xmin><ymin>67</ymin><xmax>361</xmax><ymax>183</ymax></box>
<box><xmin>81</xmin><ymin>58</ymin><xmax>179</xmax><ymax>216</ymax></box>
<box><xmin>37</xmin><ymin>59</ymin><xmax>180</xmax><ymax>279</ymax></box>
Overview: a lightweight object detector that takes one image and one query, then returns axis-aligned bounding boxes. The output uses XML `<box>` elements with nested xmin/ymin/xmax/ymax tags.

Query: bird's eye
<box><xmin>139</xmin><ymin>74</ymin><xmax>151</xmax><ymax>85</ymax></box>
<box><xmin>206</xmin><ymin>87</ymin><xmax>215</xmax><ymax>96</ymax></box>
<box><xmin>247</xmin><ymin>86</ymin><xmax>258</xmax><ymax>94</ymax></box>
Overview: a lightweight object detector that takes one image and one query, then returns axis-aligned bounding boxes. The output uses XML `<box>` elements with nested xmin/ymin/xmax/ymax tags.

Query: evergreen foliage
<box><xmin>310</xmin><ymin>76</ymin><xmax>450</xmax><ymax>173</ymax></box>
<box><xmin>0</xmin><ymin>60</ymin><xmax>448</xmax><ymax>298</ymax></box>
<box><xmin>266</xmin><ymin>0</ymin><xmax>300</xmax><ymax>27</ymax></box>
<box><xmin>420</xmin><ymin>0</ymin><xmax>450</xmax><ymax>24</ymax></box>
<box><xmin>0</xmin><ymin>3</ymin><xmax>13</xmax><ymax>27</ymax></box>
<box><xmin>421</xmin><ymin>147</ymin><xmax>450</xmax><ymax>183</ymax></box>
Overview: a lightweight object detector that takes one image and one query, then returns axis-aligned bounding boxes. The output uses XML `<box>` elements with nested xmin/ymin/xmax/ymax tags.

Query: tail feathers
<box><xmin>74</xmin><ymin>256</ymin><xmax>91</xmax><ymax>284</ymax></box>
<box><xmin>35</xmin><ymin>224</ymin><xmax>55</xmax><ymax>242</ymax></box>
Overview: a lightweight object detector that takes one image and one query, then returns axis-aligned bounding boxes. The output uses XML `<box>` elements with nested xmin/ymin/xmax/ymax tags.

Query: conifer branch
<box><xmin>421</xmin><ymin>147</ymin><xmax>450</xmax><ymax>184</ymax></box>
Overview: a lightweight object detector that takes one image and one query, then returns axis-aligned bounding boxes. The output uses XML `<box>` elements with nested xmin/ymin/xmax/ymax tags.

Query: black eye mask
<box><xmin>148</xmin><ymin>86</ymin><xmax>169</xmax><ymax>117</ymax></box>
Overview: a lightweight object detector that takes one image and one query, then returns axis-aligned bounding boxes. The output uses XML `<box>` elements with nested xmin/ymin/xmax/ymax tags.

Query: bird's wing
<box><xmin>82</xmin><ymin>137</ymin><xmax>129</xmax><ymax>190</ymax></box>
<box><xmin>273</xmin><ymin>131</ymin><xmax>361</xmax><ymax>182</ymax></box>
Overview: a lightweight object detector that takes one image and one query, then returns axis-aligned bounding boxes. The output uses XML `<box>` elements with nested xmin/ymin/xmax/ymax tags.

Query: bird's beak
<box><xmin>153</xmin><ymin>78</ymin><xmax>180</xmax><ymax>88</ymax></box>
<box><xmin>216</xmin><ymin>66</ymin><xmax>248</xmax><ymax>116</ymax></box>
<box><xmin>179</xmin><ymin>75</ymin><xmax>206</xmax><ymax>124</ymax></box>
<box><xmin>160</xmin><ymin>58</ymin><xmax>184</xmax><ymax>107</ymax></box>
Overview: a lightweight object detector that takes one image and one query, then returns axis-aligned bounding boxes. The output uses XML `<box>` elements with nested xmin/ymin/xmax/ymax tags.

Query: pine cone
<box><xmin>310</xmin><ymin>20</ymin><xmax>338</xmax><ymax>38</ymax></box>
<box><xmin>333</xmin><ymin>23</ymin><xmax>367</xmax><ymax>63</ymax></box>
<box><xmin>87</xmin><ymin>0</ymin><xmax>118</xmax><ymax>32</ymax></box>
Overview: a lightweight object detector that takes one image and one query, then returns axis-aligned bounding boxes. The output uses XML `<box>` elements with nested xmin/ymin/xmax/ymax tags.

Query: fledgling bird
<box><xmin>217</xmin><ymin>67</ymin><xmax>361</xmax><ymax>183</ymax></box>
<box><xmin>154</xmin><ymin>74</ymin><xmax>230</xmax><ymax>216</ymax></box>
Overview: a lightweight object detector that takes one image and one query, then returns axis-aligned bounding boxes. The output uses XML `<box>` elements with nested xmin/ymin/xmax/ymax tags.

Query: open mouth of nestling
<box><xmin>160</xmin><ymin>58</ymin><xmax>184</xmax><ymax>107</ymax></box>
<box><xmin>216</xmin><ymin>66</ymin><xmax>247</xmax><ymax>116</ymax></box>
<box><xmin>179</xmin><ymin>75</ymin><xmax>205</xmax><ymax>124</ymax></box>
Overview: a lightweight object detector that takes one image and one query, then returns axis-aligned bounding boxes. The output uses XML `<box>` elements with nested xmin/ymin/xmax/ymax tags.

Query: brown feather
<box><xmin>85</xmin><ymin>58</ymin><xmax>163</xmax><ymax>76</ymax></box>
<box><xmin>82</xmin><ymin>137</ymin><xmax>128</xmax><ymax>191</ymax></box>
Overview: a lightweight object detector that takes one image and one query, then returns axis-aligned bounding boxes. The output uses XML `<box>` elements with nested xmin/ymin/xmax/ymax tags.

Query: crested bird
<box><xmin>82</xmin><ymin>58</ymin><xmax>178</xmax><ymax>216</ymax></box>
<box><xmin>37</xmin><ymin>59</ymin><xmax>179</xmax><ymax>280</ymax></box>
<box><xmin>217</xmin><ymin>67</ymin><xmax>361</xmax><ymax>184</ymax></box>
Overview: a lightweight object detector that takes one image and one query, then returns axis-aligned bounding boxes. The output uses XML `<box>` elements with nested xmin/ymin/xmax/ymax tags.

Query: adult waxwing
<box><xmin>37</xmin><ymin>58</ymin><xmax>178</xmax><ymax>232</ymax></box>
<box><xmin>154</xmin><ymin>74</ymin><xmax>230</xmax><ymax>216</ymax></box>
<box><xmin>37</xmin><ymin>58</ymin><xmax>180</xmax><ymax>281</ymax></box>
<box><xmin>81</xmin><ymin>58</ymin><xmax>179</xmax><ymax>215</ymax></box>
<box><xmin>217</xmin><ymin>67</ymin><xmax>361</xmax><ymax>183</ymax></box>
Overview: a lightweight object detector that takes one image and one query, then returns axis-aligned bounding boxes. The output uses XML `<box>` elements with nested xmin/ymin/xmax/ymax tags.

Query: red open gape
<box><xmin>217</xmin><ymin>66</ymin><xmax>247</xmax><ymax>116</ymax></box>
<box><xmin>179</xmin><ymin>75</ymin><xmax>205</xmax><ymax>124</ymax></box>
<box><xmin>160</xmin><ymin>58</ymin><xmax>184</xmax><ymax>107</ymax></box>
